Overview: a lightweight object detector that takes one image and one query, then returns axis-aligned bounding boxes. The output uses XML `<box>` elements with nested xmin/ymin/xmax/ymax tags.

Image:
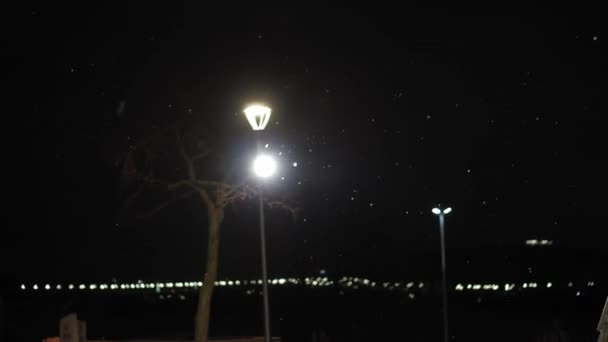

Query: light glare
<box><xmin>432</xmin><ymin>208</ymin><xmax>441</xmax><ymax>215</ymax></box>
<box><xmin>253</xmin><ymin>155</ymin><xmax>277</xmax><ymax>178</ymax></box>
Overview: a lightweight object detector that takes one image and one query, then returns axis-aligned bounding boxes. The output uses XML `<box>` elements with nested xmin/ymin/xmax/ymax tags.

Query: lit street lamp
<box><xmin>244</xmin><ymin>104</ymin><xmax>272</xmax><ymax>131</ymax></box>
<box><xmin>253</xmin><ymin>155</ymin><xmax>277</xmax><ymax>179</ymax></box>
<box><xmin>244</xmin><ymin>103</ymin><xmax>274</xmax><ymax>342</ymax></box>
<box><xmin>432</xmin><ymin>206</ymin><xmax>452</xmax><ymax>342</ymax></box>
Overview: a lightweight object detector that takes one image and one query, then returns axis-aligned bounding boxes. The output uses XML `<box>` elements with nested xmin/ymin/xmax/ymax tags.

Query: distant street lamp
<box><xmin>432</xmin><ymin>206</ymin><xmax>452</xmax><ymax>342</ymax></box>
<box><xmin>244</xmin><ymin>103</ymin><xmax>274</xmax><ymax>342</ymax></box>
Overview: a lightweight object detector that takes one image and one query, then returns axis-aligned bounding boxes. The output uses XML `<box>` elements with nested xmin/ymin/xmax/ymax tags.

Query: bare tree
<box><xmin>115</xmin><ymin>121</ymin><xmax>294</xmax><ymax>342</ymax></box>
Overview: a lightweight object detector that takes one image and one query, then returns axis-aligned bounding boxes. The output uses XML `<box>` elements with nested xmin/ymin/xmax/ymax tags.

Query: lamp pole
<box><xmin>257</xmin><ymin>184</ymin><xmax>271</xmax><ymax>342</ymax></box>
<box><xmin>244</xmin><ymin>104</ymin><xmax>275</xmax><ymax>342</ymax></box>
<box><xmin>432</xmin><ymin>207</ymin><xmax>452</xmax><ymax>342</ymax></box>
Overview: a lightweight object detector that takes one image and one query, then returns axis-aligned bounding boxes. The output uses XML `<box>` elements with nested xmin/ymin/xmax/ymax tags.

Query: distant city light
<box><xmin>526</xmin><ymin>239</ymin><xmax>553</xmax><ymax>246</ymax></box>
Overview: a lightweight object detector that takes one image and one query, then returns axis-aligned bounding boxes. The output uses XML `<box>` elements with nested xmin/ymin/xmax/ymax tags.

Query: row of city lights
<box><xmin>21</xmin><ymin>278</ymin><xmax>296</xmax><ymax>291</ymax></box>
<box><xmin>336</xmin><ymin>277</ymin><xmax>425</xmax><ymax>290</ymax></box>
<box><xmin>454</xmin><ymin>281</ymin><xmax>596</xmax><ymax>292</ymax></box>
<box><xmin>20</xmin><ymin>278</ymin><xmax>596</xmax><ymax>292</ymax></box>
<box><xmin>21</xmin><ymin>277</ymin><xmax>424</xmax><ymax>290</ymax></box>
<box><xmin>18</xmin><ymin>277</ymin><xmax>402</xmax><ymax>291</ymax></box>
<box><xmin>19</xmin><ymin>277</ymin><xmax>425</xmax><ymax>292</ymax></box>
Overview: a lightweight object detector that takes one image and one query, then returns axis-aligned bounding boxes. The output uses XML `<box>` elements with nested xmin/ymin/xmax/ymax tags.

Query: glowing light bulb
<box><xmin>253</xmin><ymin>155</ymin><xmax>277</xmax><ymax>178</ymax></box>
<box><xmin>244</xmin><ymin>104</ymin><xmax>272</xmax><ymax>131</ymax></box>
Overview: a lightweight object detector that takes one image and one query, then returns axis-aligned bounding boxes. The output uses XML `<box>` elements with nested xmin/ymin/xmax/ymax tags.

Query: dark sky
<box><xmin>5</xmin><ymin>5</ymin><xmax>605</xmax><ymax>284</ymax></box>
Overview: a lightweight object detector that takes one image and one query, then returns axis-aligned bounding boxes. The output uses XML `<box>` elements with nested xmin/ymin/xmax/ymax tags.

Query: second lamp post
<box><xmin>432</xmin><ymin>206</ymin><xmax>452</xmax><ymax>342</ymax></box>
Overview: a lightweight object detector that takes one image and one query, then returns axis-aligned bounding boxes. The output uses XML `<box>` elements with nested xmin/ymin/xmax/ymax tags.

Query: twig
<box><xmin>137</xmin><ymin>189</ymin><xmax>196</xmax><ymax>219</ymax></box>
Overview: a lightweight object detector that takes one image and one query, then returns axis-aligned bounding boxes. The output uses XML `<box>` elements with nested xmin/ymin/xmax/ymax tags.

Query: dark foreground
<box><xmin>2</xmin><ymin>282</ymin><xmax>605</xmax><ymax>342</ymax></box>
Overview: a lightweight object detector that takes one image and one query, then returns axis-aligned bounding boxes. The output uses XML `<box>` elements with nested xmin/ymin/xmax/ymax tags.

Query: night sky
<box><xmin>5</xmin><ymin>6</ymin><xmax>605</xmax><ymax>285</ymax></box>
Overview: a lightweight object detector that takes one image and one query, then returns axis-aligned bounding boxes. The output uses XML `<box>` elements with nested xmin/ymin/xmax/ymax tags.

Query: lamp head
<box><xmin>432</xmin><ymin>207</ymin><xmax>453</xmax><ymax>215</ymax></box>
<box><xmin>244</xmin><ymin>104</ymin><xmax>272</xmax><ymax>131</ymax></box>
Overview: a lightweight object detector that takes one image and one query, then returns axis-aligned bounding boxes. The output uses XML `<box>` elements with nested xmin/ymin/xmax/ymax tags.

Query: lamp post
<box><xmin>244</xmin><ymin>104</ymin><xmax>274</xmax><ymax>342</ymax></box>
<box><xmin>432</xmin><ymin>206</ymin><xmax>452</xmax><ymax>342</ymax></box>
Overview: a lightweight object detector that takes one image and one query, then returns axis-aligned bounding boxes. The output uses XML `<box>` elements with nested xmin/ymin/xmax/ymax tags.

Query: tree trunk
<box><xmin>194</xmin><ymin>203</ymin><xmax>223</xmax><ymax>342</ymax></box>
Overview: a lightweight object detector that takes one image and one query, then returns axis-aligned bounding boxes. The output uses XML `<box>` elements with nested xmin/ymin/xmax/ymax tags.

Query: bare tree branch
<box><xmin>168</xmin><ymin>179</ymin><xmax>199</xmax><ymax>192</ymax></box>
<box><xmin>192</xmin><ymin>149</ymin><xmax>211</xmax><ymax>161</ymax></box>
<box><xmin>136</xmin><ymin>189</ymin><xmax>196</xmax><ymax>219</ymax></box>
<box><xmin>194</xmin><ymin>180</ymin><xmax>233</xmax><ymax>191</ymax></box>
<box><xmin>175</xmin><ymin>127</ymin><xmax>196</xmax><ymax>181</ymax></box>
<box><xmin>268</xmin><ymin>200</ymin><xmax>300</xmax><ymax>222</ymax></box>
